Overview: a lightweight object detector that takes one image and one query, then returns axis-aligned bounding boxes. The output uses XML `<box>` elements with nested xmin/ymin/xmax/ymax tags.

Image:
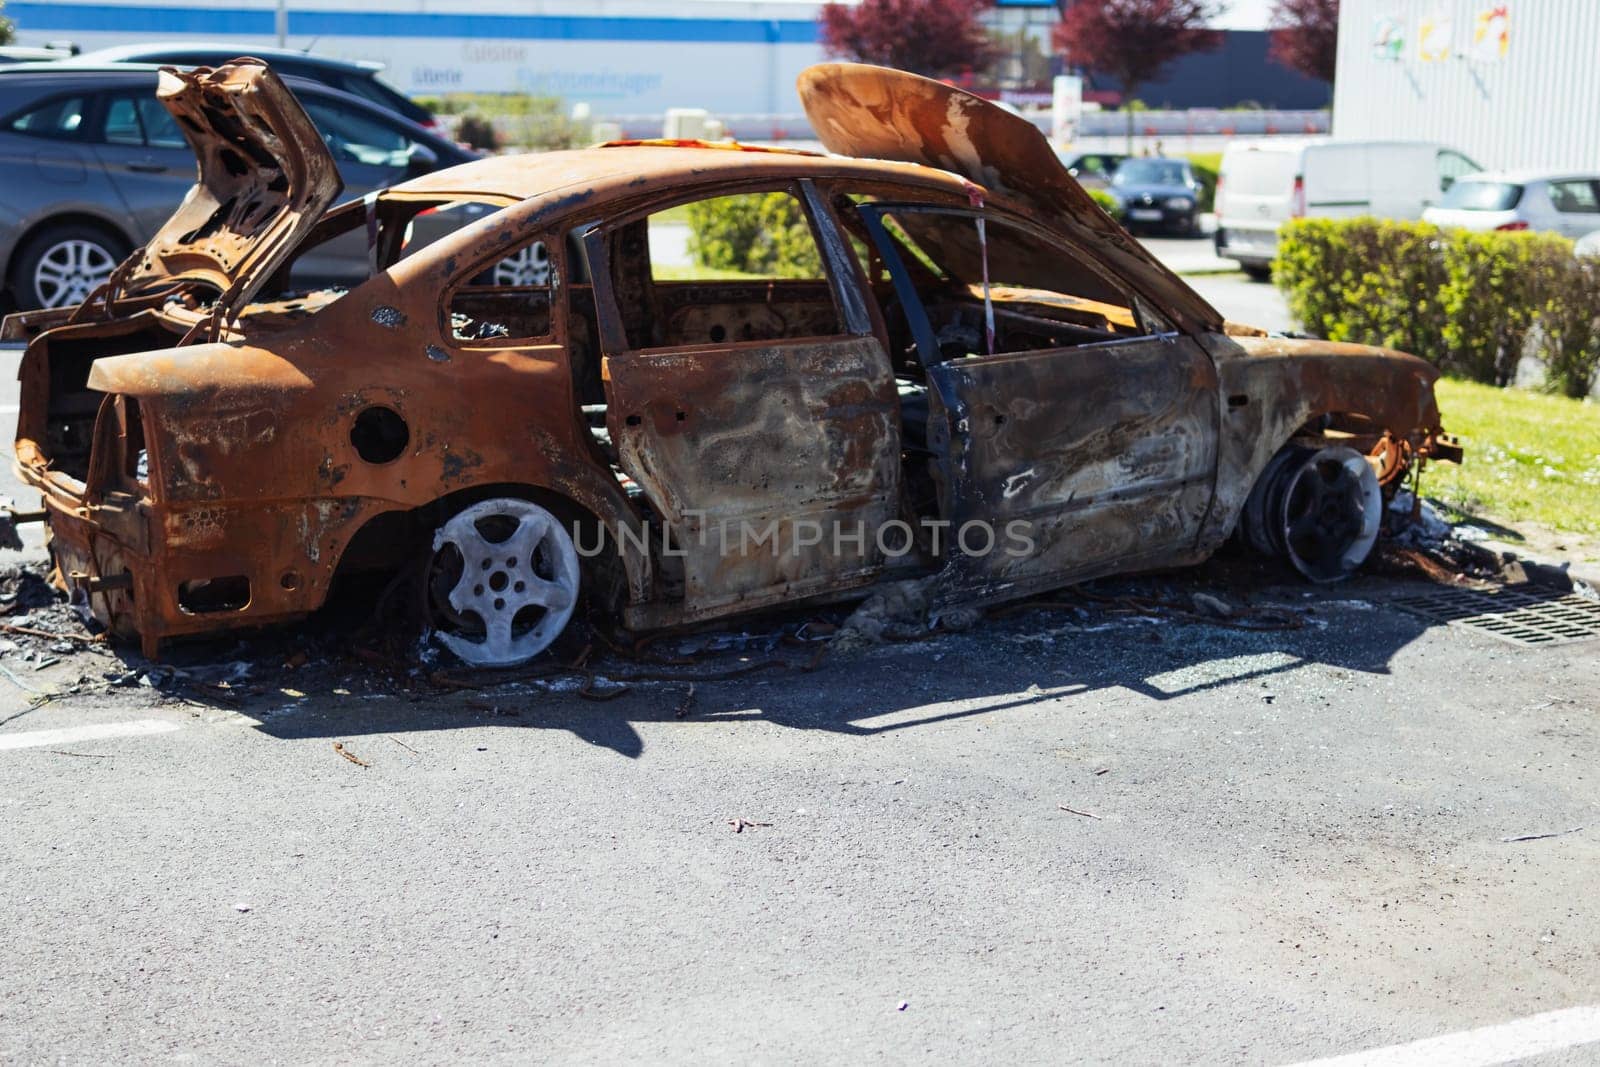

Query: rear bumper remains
<box><xmin>14</xmin><ymin>466</ymin><xmax>336</xmax><ymax>659</ymax></box>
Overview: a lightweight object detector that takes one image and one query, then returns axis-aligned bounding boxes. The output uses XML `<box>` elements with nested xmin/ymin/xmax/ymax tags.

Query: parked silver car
<box><xmin>0</xmin><ymin>46</ymin><xmax>79</xmax><ymax>64</ymax></box>
<box><xmin>1422</xmin><ymin>170</ymin><xmax>1600</xmax><ymax>238</ymax></box>
<box><xmin>0</xmin><ymin>65</ymin><xmax>477</xmax><ymax>309</ymax></box>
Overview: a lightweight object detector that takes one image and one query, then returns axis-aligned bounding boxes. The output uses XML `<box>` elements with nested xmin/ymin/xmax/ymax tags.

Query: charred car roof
<box><xmin>382</xmin><ymin>66</ymin><xmax>1223</xmax><ymax>335</ymax></box>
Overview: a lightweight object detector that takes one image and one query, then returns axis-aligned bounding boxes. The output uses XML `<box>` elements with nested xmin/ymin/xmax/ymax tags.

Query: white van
<box><xmin>1213</xmin><ymin>140</ymin><xmax>1482</xmax><ymax>278</ymax></box>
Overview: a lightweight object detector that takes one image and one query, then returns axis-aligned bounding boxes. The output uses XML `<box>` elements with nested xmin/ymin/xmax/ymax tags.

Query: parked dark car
<box><xmin>0</xmin><ymin>65</ymin><xmax>478</xmax><ymax>308</ymax></box>
<box><xmin>1111</xmin><ymin>157</ymin><xmax>1203</xmax><ymax>235</ymax></box>
<box><xmin>68</xmin><ymin>43</ymin><xmax>436</xmax><ymax>131</ymax></box>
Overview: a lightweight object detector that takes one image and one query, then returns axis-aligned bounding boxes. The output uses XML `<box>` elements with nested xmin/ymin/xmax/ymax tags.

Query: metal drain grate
<box><xmin>1391</xmin><ymin>586</ymin><xmax>1600</xmax><ymax>647</ymax></box>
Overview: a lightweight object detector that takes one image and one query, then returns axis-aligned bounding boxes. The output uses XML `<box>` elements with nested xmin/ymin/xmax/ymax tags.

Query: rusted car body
<box><xmin>3</xmin><ymin>61</ymin><xmax>1458</xmax><ymax>664</ymax></box>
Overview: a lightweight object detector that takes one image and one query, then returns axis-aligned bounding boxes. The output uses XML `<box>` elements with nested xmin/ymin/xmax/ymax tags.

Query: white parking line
<box><xmin>0</xmin><ymin>719</ymin><xmax>182</xmax><ymax>751</ymax></box>
<box><xmin>1288</xmin><ymin>1005</ymin><xmax>1600</xmax><ymax>1067</ymax></box>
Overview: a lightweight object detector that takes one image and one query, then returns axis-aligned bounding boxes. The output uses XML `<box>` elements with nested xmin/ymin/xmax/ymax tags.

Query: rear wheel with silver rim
<box><xmin>15</xmin><ymin>225</ymin><xmax>126</xmax><ymax>309</ymax></box>
<box><xmin>426</xmin><ymin>498</ymin><xmax>581</xmax><ymax>667</ymax></box>
<box><xmin>1241</xmin><ymin>444</ymin><xmax>1383</xmax><ymax>583</ymax></box>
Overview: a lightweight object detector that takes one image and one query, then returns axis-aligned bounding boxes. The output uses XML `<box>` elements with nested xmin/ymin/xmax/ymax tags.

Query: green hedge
<box><xmin>686</xmin><ymin>192</ymin><xmax>822</xmax><ymax>278</ymax></box>
<box><xmin>1087</xmin><ymin>187</ymin><xmax>1122</xmax><ymax>219</ymax></box>
<box><xmin>414</xmin><ymin>93</ymin><xmax>589</xmax><ymax>151</ymax></box>
<box><xmin>1276</xmin><ymin>218</ymin><xmax>1600</xmax><ymax>397</ymax></box>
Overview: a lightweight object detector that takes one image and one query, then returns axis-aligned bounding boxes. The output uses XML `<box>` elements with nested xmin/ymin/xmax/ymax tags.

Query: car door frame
<box><xmin>854</xmin><ymin>199</ymin><xmax>1223</xmax><ymax>607</ymax></box>
<box><xmin>581</xmin><ymin>176</ymin><xmax>902</xmax><ymax>623</ymax></box>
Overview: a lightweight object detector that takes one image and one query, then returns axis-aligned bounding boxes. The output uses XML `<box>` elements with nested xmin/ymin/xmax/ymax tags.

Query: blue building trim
<box><xmin>7</xmin><ymin>3</ymin><xmax>822</xmax><ymax>44</ymax></box>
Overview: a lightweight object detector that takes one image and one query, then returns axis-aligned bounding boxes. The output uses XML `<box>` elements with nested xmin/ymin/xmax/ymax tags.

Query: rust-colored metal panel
<box><xmin>603</xmin><ymin>334</ymin><xmax>901</xmax><ymax>620</ymax></box>
<box><xmin>1196</xmin><ymin>334</ymin><xmax>1451</xmax><ymax>554</ymax></box>
<box><xmin>10</xmin><ymin>230</ymin><xmax>654</xmax><ymax>655</ymax></box>
<box><xmin>103</xmin><ymin>61</ymin><xmax>342</xmax><ymax>327</ymax></box>
<box><xmin>927</xmin><ymin>335</ymin><xmax>1220</xmax><ymax>606</ymax></box>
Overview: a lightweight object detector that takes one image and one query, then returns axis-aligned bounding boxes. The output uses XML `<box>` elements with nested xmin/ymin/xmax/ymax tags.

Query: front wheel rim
<box><xmin>33</xmin><ymin>238</ymin><xmax>117</xmax><ymax>308</ymax></box>
<box><xmin>1279</xmin><ymin>447</ymin><xmax>1383</xmax><ymax>583</ymax></box>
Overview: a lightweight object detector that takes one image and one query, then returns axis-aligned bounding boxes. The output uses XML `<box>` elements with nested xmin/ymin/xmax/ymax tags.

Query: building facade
<box><xmin>7</xmin><ymin>0</ymin><xmax>830</xmax><ymax>116</ymax></box>
<box><xmin>9</xmin><ymin>0</ymin><xmax>1330</xmax><ymax>119</ymax></box>
<box><xmin>1332</xmin><ymin>1</ymin><xmax>1600</xmax><ymax>170</ymax></box>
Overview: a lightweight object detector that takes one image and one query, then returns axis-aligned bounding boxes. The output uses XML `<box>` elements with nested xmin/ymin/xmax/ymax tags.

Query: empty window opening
<box><xmin>447</xmin><ymin>238</ymin><xmax>555</xmax><ymax>344</ymax></box>
<box><xmin>862</xmin><ymin>205</ymin><xmax>1144</xmax><ymax>365</ymax></box>
<box><xmin>608</xmin><ymin>189</ymin><xmax>844</xmax><ymax>352</ymax></box>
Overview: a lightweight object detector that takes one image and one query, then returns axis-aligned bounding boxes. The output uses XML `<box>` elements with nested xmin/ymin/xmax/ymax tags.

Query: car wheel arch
<box><xmin>331</xmin><ymin>480</ymin><xmax>649</xmax><ymax>618</ymax></box>
<box><xmin>6</xmin><ymin>212</ymin><xmax>137</xmax><ymax>298</ymax></box>
<box><xmin>1202</xmin><ymin>357</ymin><xmax>1438</xmax><ymax>558</ymax></box>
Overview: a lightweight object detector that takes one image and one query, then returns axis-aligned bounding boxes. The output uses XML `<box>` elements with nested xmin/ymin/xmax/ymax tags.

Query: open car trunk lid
<box><xmin>797</xmin><ymin>63</ymin><xmax>1222</xmax><ymax>336</ymax></box>
<box><xmin>113</xmin><ymin>59</ymin><xmax>342</xmax><ymax>326</ymax></box>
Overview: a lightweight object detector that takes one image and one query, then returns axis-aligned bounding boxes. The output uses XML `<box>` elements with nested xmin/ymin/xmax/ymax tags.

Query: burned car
<box><xmin>2</xmin><ymin>61</ymin><xmax>1460</xmax><ymax>666</ymax></box>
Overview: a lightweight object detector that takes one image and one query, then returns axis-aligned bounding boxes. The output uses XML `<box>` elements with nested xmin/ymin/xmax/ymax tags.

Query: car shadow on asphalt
<box><xmin>214</xmin><ymin>566</ymin><xmax>1442</xmax><ymax>759</ymax></box>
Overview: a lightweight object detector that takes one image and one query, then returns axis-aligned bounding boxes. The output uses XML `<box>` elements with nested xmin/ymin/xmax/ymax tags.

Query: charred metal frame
<box><xmin>2</xmin><ymin>61</ymin><xmax>1461</xmax><ymax>660</ymax></box>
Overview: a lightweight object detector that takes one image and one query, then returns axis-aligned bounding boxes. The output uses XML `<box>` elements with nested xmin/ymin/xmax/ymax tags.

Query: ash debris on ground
<box><xmin>0</xmin><ymin>490</ymin><xmax>1588</xmax><ymax>717</ymax></box>
<box><xmin>0</xmin><ymin>563</ymin><xmax>107</xmax><ymax>677</ymax></box>
<box><xmin>0</xmin><ymin>563</ymin><xmax>75</xmax><ymax>626</ymax></box>
<box><xmin>1381</xmin><ymin>492</ymin><xmax>1594</xmax><ymax>598</ymax></box>
<box><xmin>0</xmin><ymin>562</ymin><xmax>262</xmax><ymax>705</ymax></box>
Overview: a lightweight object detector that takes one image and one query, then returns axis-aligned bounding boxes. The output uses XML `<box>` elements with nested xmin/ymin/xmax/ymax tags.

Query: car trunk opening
<box><xmin>16</xmin><ymin>315</ymin><xmax>182</xmax><ymax>488</ymax></box>
<box><xmin>104</xmin><ymin>59</ymin><xmax>342</xmax><ymax>328</ymax></box>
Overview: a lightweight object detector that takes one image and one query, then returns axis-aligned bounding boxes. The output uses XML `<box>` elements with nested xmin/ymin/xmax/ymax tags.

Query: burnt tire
<box><xmin>11</xmin><ymin>222</ymin><xmax>129</xmax><ymax>310</ymax></box>
<box><xmin>1240</xmin><ymin>445</ymin><xmax>1383</xmax><ymax>583</ymax></box>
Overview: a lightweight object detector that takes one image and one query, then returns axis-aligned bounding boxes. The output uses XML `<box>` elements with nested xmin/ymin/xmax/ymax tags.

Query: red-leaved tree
<box><xmin>819</xmin><ymin>0</ymin><xmax>995</xmax><ymax>80</ymax></box>
<box><xmin>1269</xmin><ymin>0</ymin><xmax>1339</xmax><ymax>84</ymax></box>
<box><xmin>1053</xmin><ymin>0</ymin><xmax>1224</xmax><ymax>149</ymax></box>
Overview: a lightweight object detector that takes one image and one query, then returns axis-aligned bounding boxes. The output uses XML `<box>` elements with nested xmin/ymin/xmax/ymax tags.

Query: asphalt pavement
<box><xmin>2</xmin><ymin>563</ymin><xmax>1597</xmax><ymax>1063</ymax></box>
<box><xmin>3</xmin><ymin>238</ymin><xmax>1598</xmax><ymax>1065</ymax></box>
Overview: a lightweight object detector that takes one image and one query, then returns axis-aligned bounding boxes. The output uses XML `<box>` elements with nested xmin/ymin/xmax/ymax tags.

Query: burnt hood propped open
<box><xmin>115</xmin><ymin>59</ymin><xmax>342</xmax><ymax>323</ymax></box>
<box><xmin>796</xmin><ymin>62</ymin><xmax>1222</xmax><ymax>335</ymax></box>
